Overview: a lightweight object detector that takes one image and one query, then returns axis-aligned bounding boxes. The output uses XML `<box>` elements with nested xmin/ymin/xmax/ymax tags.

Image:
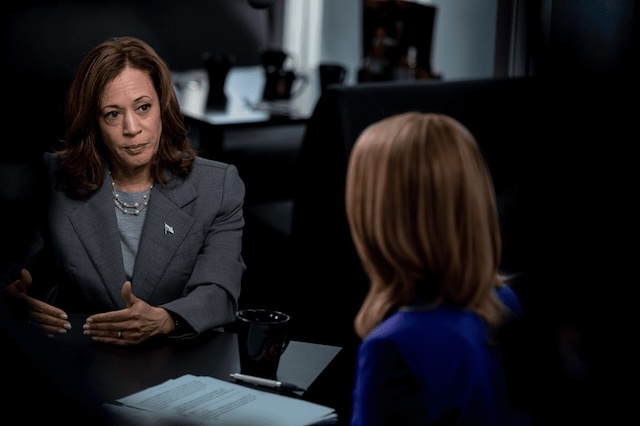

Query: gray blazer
<box><xmin>29</xmin><ymin>152</ymin><xmax>246</xmax><ymax>337</ymax></box>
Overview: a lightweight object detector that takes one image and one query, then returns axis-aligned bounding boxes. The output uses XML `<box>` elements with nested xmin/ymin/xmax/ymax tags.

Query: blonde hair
<box><xmin>345</xmin><ymin>112</ymin><xmax>506</xmax><ymax>338</ymax></box>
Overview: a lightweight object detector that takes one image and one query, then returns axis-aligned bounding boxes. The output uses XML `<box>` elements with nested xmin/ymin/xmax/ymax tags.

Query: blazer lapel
<box><xmin>67</xmin><ymin>181</ymin><xmax>126</xmax><ymax>306</ymax></box>
<box><xmin>131</xmin><ymin>179</ymin><xmax>197</xmax><ymax>300</ymax></box>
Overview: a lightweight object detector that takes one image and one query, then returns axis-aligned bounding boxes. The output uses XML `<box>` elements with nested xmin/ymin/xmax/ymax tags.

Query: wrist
<box><xmin>172</xmin><ymin>316</ymin><xmax>182</xmax><ymax>334</ymax></box>
<box><xmin>167</xmin><ymin>311</ymin><xmax>183</xmax><ymax>335</ymax></box>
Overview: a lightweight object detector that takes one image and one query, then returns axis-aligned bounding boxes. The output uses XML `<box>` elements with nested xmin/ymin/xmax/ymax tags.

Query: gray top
<box><xmin>113</xmin><ymin>190</ymin><xmax>149</xmax><ymax>280</ymax></box>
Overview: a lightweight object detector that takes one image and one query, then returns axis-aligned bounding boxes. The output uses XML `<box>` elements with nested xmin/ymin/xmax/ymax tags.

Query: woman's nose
<box><xmin>123</xmin><ymin>114</ymin><xmax>141</xmax><ymax>136</ymax></box>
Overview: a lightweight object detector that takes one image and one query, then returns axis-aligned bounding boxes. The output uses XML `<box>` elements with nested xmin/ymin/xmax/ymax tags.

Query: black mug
<box><xmin>235</xmin><ymin>309</ymin><xmax>291</xmax><ymax>379</ymax></box>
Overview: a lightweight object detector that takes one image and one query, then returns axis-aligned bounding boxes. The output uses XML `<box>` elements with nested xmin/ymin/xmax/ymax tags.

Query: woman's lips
<box><xmin>123</xmin><ymin>143</ymin><xmax>147</xmax><ymax>154</ymax></box>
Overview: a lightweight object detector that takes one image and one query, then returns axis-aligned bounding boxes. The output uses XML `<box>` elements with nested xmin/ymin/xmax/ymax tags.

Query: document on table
<box><xmin>104</xmin><ymin>374</ymin><xmax>337</xmax><ymax>425</ymax></box>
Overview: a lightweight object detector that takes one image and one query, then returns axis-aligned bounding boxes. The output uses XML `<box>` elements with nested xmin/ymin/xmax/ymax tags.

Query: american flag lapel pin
<box><xmin>164</xmin><ymin>223</ymin><xmax>174</xmax><ymax>235</ymax></box>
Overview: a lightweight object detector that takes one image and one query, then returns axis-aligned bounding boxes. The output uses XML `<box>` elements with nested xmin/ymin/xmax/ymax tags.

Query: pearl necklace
<box><xmin>109</xmin><ymin>172</ymin><xmax>154</xmax><ymax>215</ymax></box>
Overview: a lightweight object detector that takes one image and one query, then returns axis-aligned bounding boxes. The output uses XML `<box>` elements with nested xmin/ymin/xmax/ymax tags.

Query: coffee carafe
<box><xmin>260</xmin><ymin>49</ymin><xmax>307</xmax><ymax>101</ymax></box>
<box><xmin>202</xmin><ymin>52</ymin><xmax>235</xmax><ymax>109</ymax></box>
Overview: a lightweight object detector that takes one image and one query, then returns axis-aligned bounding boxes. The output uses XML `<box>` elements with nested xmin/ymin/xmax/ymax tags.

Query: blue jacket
<box><xmin>351</xmin><ymin>285</ymin><xmax>531</xmax><ymax>426</ymax></box>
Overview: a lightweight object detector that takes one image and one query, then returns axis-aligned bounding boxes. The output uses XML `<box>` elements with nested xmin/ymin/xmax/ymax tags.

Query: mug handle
<box><xmin>280</xmin><ymin>334</ymin><xmax>291</xmax><ymax>354</ymax></box>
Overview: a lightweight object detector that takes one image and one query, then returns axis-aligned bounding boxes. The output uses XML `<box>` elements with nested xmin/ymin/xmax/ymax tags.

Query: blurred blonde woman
<box><xmin>346</xmin><ymin>112</ymin><xmax>531</xmax><ymax>425</ymax></box>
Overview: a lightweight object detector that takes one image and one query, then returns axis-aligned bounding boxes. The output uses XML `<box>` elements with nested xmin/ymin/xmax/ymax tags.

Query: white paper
<box><xmin>111</xmin><ymin>374</ymin><xmax>336</xmax><ymax>426</ymax></box>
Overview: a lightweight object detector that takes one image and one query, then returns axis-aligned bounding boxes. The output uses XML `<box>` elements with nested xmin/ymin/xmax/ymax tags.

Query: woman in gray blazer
<box><xmin>3</xmin><ymin>36</ymin><xmax>245</xmax><ymax>345</ymax></box>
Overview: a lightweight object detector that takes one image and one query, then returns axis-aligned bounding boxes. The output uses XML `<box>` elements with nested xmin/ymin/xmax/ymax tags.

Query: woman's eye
<box><xmin>105</xmin><ymin>111</ymin><xmax>119</xmax><ymax>120</ymax></box>
<box><xmin>139</xmin><ymin>103</ymin><xmax>151</xmax><ymax>112</ymax></box>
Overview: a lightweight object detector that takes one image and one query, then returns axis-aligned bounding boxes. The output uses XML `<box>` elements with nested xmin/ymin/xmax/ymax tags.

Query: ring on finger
<box><xmin>118</xmin><ymin>330</ymin><xmax>122</xmax><ymax>338</ymax></box>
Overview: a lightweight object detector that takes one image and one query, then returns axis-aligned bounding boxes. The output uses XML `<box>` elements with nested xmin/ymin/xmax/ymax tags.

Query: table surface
<box><xmin>173</xmin><ymin>66</ymin><xmax>320</xmax><ymax>127</ymax></box>
<box><xmin>53</xmin><ymin>313</ymin><xmax>342</xmax><ymax>405</ymax></box>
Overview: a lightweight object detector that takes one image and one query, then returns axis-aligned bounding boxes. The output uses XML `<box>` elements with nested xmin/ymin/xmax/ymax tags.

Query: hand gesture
<box><xmin>4</xmin><ymin>269</ymin><xmax>71</xmax><ymax>336</ymax></box>
<box><xmin>83</xmin><ymin>281</ymin><xmax>175</xmax><ymax>345</ymax></box>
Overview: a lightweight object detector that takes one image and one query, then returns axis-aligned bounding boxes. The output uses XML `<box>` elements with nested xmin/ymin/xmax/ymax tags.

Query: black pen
<box><xmin>230</xmin><ymin>373</ymin><xmax>307</xmax><ymax>392</ymax></box>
